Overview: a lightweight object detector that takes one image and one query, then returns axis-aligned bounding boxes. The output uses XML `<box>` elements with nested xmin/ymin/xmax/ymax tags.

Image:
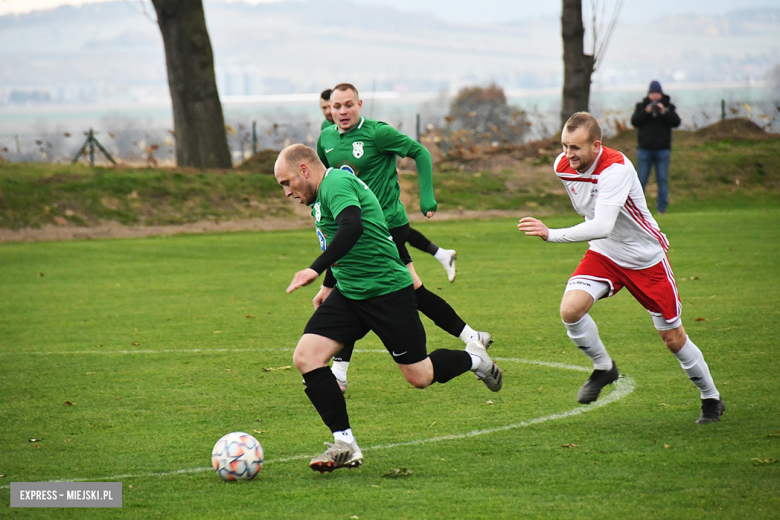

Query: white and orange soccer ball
<box><xmin>211</xmin><ymin>432</ymin><xmax>264</xmax><ymax>481</ymax></box>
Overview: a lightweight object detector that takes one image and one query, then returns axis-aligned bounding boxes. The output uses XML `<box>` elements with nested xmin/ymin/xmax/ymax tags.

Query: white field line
<box><xmin>0</xmin><ymin>347</ymin><xmax>389</xmax><ymax>356</ymax></box>
<box><xmin>0</xmin><ymin>348</ymin><xmax>290</xmax><ymax>356</ymax></box>
<box><xmin>493</xmin><ymin>357</ymin><xmax>592</xmax><ymax>373</ymax></box>
<box><xmin>4</xmin><ymin>349</ymin><xmax>603</xmax><ymax>373</ymax></box>
<box><xmin>0</xmin><ymin>354</ymin><xmax>634</xmax><ymax>487</ymax></box>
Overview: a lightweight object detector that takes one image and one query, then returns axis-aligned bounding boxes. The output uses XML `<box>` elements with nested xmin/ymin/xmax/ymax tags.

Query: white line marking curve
<box><xmin>0</xmin><ymin>356</ymin><xmax>634</xmax><ymax>487</ymax></box>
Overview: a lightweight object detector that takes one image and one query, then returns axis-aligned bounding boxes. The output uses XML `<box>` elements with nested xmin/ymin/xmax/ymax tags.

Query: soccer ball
<box><xmin>211</xmin><ymin>432</ymin><xmax>264</xmax><ymax>481</ymax></box>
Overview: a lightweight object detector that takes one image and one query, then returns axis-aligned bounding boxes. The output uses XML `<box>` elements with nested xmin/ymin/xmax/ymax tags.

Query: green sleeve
<box><xmin>316</xmin><ymin>135</ymin><xmax>329</xmax><ymax>168</ymax></box>
<box><xmin>407</xmin><ymin>141</ymin><xmax>436</xmax><ymax>215</ymax></box>
<box><xmin>375</xmin><ymin>124</ymin><xmax>437</xmax><ymax>215</ymax></box>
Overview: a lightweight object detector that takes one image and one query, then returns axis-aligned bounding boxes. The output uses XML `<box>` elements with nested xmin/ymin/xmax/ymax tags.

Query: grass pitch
<box><xmin>1</xmin><ymin>208</ymin><xmax>779</xmax><ymax>519</ymax></box>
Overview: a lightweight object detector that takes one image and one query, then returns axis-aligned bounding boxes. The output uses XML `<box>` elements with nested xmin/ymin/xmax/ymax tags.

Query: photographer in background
<box><xmin>631</xmin><ymin>80</ymin><xmax>681</xmax><ymax>214</ymax></box>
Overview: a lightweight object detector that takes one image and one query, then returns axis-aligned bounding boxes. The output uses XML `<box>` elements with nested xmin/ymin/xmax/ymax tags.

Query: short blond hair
<box><xmin>564</xmin><ymin>112</ymin><xmax>602</xmax><ymax>143</ymax></box>
<box><xmin>332</xmin><ymin>83</ymin><xmax>359</xmax><ymax>98</ymax></box>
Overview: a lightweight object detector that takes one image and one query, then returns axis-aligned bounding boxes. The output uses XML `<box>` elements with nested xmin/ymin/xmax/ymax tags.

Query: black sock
<box><xmin>333</xmin><ymin>342</ymin><xmax>354</xmax><ymax>363</ymax></box>
<box><xmin>429</xmin><ymin>349</ymin><xmax>472</xmax><ymax>383</ymax></box>
<box><xmin>303</xmin><ymin>367</ymin><xmax>350</xmax><ymax>433</ymax></box>
<box><xmin>407</xmin><ymin>227</ymin><xmax>438</xmax><ymax>256</ymax></box>
<box><xmin>415</xmin><ymin>285</ymin><xmax>467</xmax><ymax>337</ymax></box>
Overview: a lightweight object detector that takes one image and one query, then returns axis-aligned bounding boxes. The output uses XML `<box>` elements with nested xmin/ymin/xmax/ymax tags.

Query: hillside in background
<box><xmin>1</xmin><ymin>119</ymin><xmax>778</xmax><ymax>243</ymax></box>
<box><xmin>0</xmin><ymin>1</ymin><xmax>778</xmax><ymax>104</ymax></box>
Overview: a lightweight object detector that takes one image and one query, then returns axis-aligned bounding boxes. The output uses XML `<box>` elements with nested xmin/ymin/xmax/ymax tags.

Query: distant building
<box><xmin>9</xmin><ymin>89</ymin><xmax>51</xmax><ymax>104</ymax></box>
<box><xmin>244</xmin><ymin>66</ymin><xmax>263</xmax><ymax>96</ymax></box>
<box><xmin>216</xmin><ymin>66</ymin><xmax>264</xmax><ymax>97</ymax></box>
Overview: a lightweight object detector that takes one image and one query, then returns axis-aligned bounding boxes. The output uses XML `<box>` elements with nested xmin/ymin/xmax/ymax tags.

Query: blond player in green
<box><xmin>320</xmin><ymin>87</ymin><xmax>456</xmax><ymax>284</ymax></box>
<box><xmin>315</xmin><ymin>83</ymin><xmax>493</xmax><ymax>390</ymax></box>
<box><xmin>275</xmin><ymin>144</ymin><xmax>502</xmax><ymax>472</ymax></box>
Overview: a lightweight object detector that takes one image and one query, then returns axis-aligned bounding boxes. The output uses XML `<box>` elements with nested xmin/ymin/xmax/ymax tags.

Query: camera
<box><xmin>650</xmin><ymin>102</ymin><xmax>662</xmax><ymax>117</ymax></box>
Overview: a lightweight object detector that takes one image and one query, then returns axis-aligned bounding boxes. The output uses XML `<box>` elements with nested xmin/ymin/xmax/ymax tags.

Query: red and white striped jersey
<box><xmin>553</xmin><ymin>146</ymin><xmax>669</xmax><ymax>269</ymax></box>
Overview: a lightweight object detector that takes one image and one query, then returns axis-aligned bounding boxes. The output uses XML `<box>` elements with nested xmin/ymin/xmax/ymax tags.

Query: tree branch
<box><xmin>593</xmin><ymin>0</ymin><xmax>624</xmax><ymax>71</ymax></box>
<box><xmin>122</xmin><ymin>0</ymin><xmax>157</xmax><ymax>24</ymax></box>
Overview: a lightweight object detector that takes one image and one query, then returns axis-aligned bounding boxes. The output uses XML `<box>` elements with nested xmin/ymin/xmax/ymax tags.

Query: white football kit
<box><xmin>549</xmin><ymin>146</ymin><xmax>668</xmax><ymax>270</ymax></box>
<box><xmin>543</xmin><ymin>144</ymin><xmax>722</xmax><ymax>412</ymax></box>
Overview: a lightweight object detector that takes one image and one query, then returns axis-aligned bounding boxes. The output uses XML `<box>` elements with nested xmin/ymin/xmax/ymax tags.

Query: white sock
<box><xmin>468</xmin><ymin>353</ymin><xmax>481</xmax><ymax>370</ymax></box>
<box><xmin>564</xmin><ymin>314</ymin><xmax>612</xmax><ymax>370</ymax></box>
<box><xmin>434</xmin><ymin>248</ymin><xmax>450</xmax><ymax>261</ymax></box>
<box><xmin>333</xmin><ymin>428</ymin><xmax>354</xmax><ymax>445</ymax></box>
<box><xmin>331</xmin><ymin>361</ymin><xmax>349</xmax><ymax>382</ymax></box>
<box><xmin>459</xmin><ymin>325</ymin><xmax>477</xmax><ymax>343</ymax></box>
<box><xmin>674</xmin><ymin>337</ymin><xmax>719</xmax><ymax>399</ymax></box>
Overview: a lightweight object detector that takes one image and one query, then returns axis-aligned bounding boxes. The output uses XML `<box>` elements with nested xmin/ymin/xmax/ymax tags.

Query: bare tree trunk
<box><xmin>151</xmin><ymin>0</ymin><xmax>232</xmax><ymax>168</ymax></box>
<box><xmin>561</xmin><ymin>0</ymin><xmax>594</xmax><ymax>125</ymax></box>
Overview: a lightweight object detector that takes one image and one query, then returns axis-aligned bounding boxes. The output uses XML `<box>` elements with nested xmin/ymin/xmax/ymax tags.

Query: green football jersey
<box><xmin>321</xmin><ymin>119</ymin><xmax>334</xmax><ymax>131</ymax></box>
<box><xmin>313</xmin><ymin>168</ymin><xmax>412</xmax><ymax>300</ymax></box>
<box><xmin>317</xmin><ymin>117</ymin><xmax>436</xmax><ymax>230</ymax></box>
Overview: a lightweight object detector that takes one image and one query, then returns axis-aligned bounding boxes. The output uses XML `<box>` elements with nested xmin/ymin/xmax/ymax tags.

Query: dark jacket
<box><xmin>630</xmin><ymin>94</ymin><xmax>681</xmax><ymax>150</ymax></box>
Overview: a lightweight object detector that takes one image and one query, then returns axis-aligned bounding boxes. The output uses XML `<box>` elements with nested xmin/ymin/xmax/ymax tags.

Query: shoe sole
<box><xmin>695</xmin><ymin>417</ymin><xmax>722</xmax><ymax>424</ymax></box>
<box><xmin>309</xmin><ymin>458</ymin><xmax>363</xmax><ymax>474</ymax></box>
<box><xmin>576</xmin><ymin>380</ymin><xmax>618</xmax><ymax>404</ymax></box>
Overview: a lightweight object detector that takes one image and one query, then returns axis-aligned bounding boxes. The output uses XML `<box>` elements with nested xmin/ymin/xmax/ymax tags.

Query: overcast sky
<box><xmin>1</xmin><ymin>0</ymin><xmax>778</xmax><ymax>23</ymax></box>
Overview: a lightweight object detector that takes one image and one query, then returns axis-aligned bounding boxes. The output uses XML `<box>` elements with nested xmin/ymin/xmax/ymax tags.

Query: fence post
<box><xmin>89</xmin><ymin>128</ymin><xmax>95</xmax><ymax>166</ymax></box>
<box><xmin>416</xmin><ymin>113</ymin><xmax>421</xmax><ymax>143</ymax></box>
<box><xmin>252</xmin><ymin>121</ymin><xmax>258</xmax><ymax>155</ymax></box>
<box><xmin>721</xmin><ymin>99</ymin><xmax>725</xmax><ymax>121</ymax></box>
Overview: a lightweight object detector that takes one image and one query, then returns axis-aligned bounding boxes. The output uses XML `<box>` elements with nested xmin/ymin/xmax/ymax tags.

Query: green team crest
<box><xmin>352</xmin><ymin>142</ymin><xmax>364</xmax><ymax>158</ymax></box>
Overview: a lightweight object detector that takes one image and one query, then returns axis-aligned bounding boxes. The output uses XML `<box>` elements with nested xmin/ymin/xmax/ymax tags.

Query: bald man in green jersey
<box><xmin>275</xmin><ymin>144</ymin><xmax>502</xmax><ymax>473</ymax></box>
<box><xmin>315</xmin><ymin>83</ymin><xmax>493</xmax><ymax>390</ymax></box>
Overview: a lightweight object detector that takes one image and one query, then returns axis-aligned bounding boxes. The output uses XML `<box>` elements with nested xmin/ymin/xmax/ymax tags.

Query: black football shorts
<box><xmin>303</xmin><ymin>284</ymin><xmax>427</xmax><ymax>365</ymax></box>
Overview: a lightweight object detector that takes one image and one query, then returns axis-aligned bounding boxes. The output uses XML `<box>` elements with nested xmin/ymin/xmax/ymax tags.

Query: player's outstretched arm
<box><xmin>533</xmin><ymin>203</ymin><xmax>620</xmax><ymax>244</ymax></box>
<box><xmin>376</xmin><ymin>124</ymin><xmax>437</xmax><ymax>217</ymax></box>
<box><xmin>407</xmin><ymin>142</ymin><xmax>437</xmax><ymax>217</ymax></box>
<box><xmin>518</xmin><ymin>217</ymin><xmax>550</xmax><ymax>241</ymax></box>
<box><xmin>290</xmin><ymin>206</ymin><xmax>364</xmax><ymax>295</ymax></box>
<box><xmin>287</xmin><ymin>268</ymin><xmax>320</xmax><ymax>293</ymax></box>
